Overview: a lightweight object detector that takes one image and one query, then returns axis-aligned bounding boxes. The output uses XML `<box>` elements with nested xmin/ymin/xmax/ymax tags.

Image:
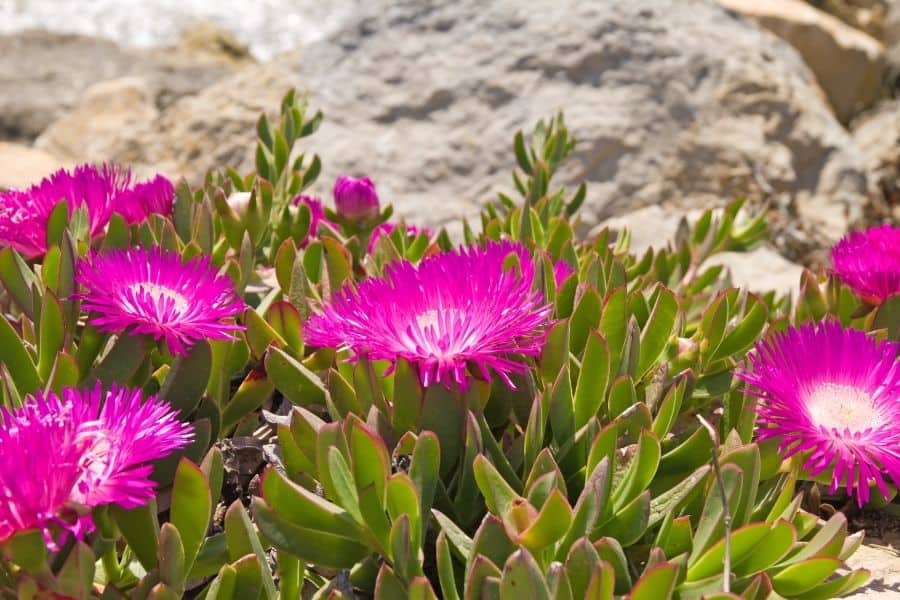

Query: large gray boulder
<box><xmin>40</xmin><ymin>0</ymin><xmax>870</xmax><ymax>242</ymax></box>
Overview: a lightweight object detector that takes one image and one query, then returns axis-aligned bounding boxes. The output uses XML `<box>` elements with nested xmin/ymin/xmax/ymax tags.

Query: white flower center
<box><xmin>416</xmin><ymin>309</ymin><xmax>440</xmax><ymax>330</ymax></box>
<box><xmin>806</xmin><ymin>382</ymin><xmax>877</xmax><ymax>434</ymax></box>
<box><xmin>128</xmin><ymin>282</ymin><xmax>189</xmax><ymax>313</ymax></box>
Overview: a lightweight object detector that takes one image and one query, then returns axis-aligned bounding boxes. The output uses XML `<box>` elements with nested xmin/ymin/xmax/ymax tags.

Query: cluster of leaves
<box><xmin>0</xmin><ymin>91</ymin><xmax>882</xmax><ymax>599</ymax></box>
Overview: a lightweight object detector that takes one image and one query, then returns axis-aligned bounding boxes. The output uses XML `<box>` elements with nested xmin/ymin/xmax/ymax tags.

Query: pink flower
<box><xmin>0</xmin><ymin>164</ymin><xmax>173</xmax><ymax>258</ymax></box>
<box><xmin>333</xmin><ymin>175</ymin><xmax>379</xmax><ymax>222</ymax></box>
<box><xmin>831</xmin><ymin>224</ymin><xmax>900</xmax><ymax>303</ymax></box>
<box><xmin>306</xmin><ymin>241</ymin><xmax>551</xmax><ymax>389</ymax></box>
<box><xmin>77</xmin><ymin>247</ymin><xmax>245</xmax><ymax>356</ymax></box>
<box><xmin>0</xmin><ymin>384</ymin><xmax>192</xmax><ymax>548</ymax></box>
<box><xmin>367</xmin><ymin>222</ymin><xmax>432</xmax><ymax>254</ymax></box>
<box><xmin>553</xmin><ymin>259</ymin><xmax>575</xmax><ymax>288</ymax></box>
<box><xmin>113</xmin><ymin>174</ymin><xmax>175</xmax><ymax>225</ymax></box>
<box><xmin>738</xmin><ymin>321</ymin><xmax>900</xmax><ymax>506</ymax></box>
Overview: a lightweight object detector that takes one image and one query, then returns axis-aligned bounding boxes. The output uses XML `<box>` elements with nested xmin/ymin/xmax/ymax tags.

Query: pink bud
<box><xmin>333</xmin><ymin>175</ymin><xmax>379</xmax><ymax>221</ymax></box>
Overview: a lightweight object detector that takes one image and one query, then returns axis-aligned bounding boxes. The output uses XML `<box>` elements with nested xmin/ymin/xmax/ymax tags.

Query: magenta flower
<box><xmin>738</xmin><ymin>321</ymin><xmax>900</xmax><ymax>506</ymax></box>
<box><xmin>831</xmin><ymin>224</ymin><xmax>900</xmax><ymax>303</ymax></box>
<box><xmin>292</xmin><ymin>194</ymin><xmax>336</xmax><ymax>247</ymax></box>
<box><xmin>0</xmin><ymin>164</ymin><xmax>173</xmax><ymax>258</ymax></box>
<box><xmin>333</xmin><ymin>175</ymin><xmax>380</xmax><ymax>222</ymax></box>
<box><xmin>113</xmin><ymin>174</ymin><xmax>175</xmax><ymax>225</ymax></box>
<box><xmin>367</xmin><ymin>222</ymin><xmax>433</xmax><ymax>254</ymax></box>
<box><xmin>77</xmin><ymin>247</ymin><xmax>245</xmax><ymax>355</ymax></box>
<box><xmin>553</xmin><ymin>259</ymin><xmax>575</xmax><ymax>288</ymax></box>
<box><xmin>306</xmin><ymin>241</ymin><xmax>551</xmax><ymax>389</ymax></box>
<box><xmin>0</xmin><ymin>384</ymin><xmax>192</xmax><ymax>547</ymax></box>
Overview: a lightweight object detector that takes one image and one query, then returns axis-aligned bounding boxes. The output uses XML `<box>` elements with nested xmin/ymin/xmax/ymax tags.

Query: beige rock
<box><xmin>846</xmin><ymin>541</ymin><xmax>900</xmax><ymax>598</ymax></box>
<box><xmin>0</xmin><ymin>142</ymin><xmax>68</xmax><ymax>190</ymax></box>
<box><xmin>852</xmin><ymin>98</ymin><xmax>900</xmax><ymax>222</ymax></box>
<box><xmin>592</xmin><ymin>205</ymin><xmax>683</xmax><ymax>256</ymax></box>
<box><xmin>35</xmin><ymin>77</ymin><xmax>159</xmax><ymax>168</ymax></box>
<box><xmin>707</xmin><ymin>245</ymin><xmax>805</xmax><ymax>298</ymax></box>
<box><xmin>0</xmin><ymin>30</ymin><xmax>238</xmax><ymax>142</ymax></box>
<box><xmin>171</xmin><ymin>20</ymin><xmax>253</xmax><ymax>67</ymax></box>
<box><xmin>720</xmin><ymin>0</ymin><xmax>885</xmax><ymax>122</ymax></box>
<box><xmin>135</xmin><ymin>60</ymin><xmax>292</xmax><ymax>182</ymax></box>
<box><xmin>813</xmin><ymin>0</ymin><xmax>888</xmax><ymax>40</ymax></box>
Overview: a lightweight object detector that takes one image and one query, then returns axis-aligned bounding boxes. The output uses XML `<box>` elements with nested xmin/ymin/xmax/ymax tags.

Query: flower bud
<box><xmin>333</xmin><ymin>175</ymin><xmax>379</xmax><ymax>222</ymax></box>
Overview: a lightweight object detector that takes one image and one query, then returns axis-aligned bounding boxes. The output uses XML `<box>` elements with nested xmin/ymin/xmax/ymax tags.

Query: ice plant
<box><xmin>292</xmin><ymin>194</ymin><xmax>335</xmax><ymax>247</ymax></box>
<box><xmin>0</xmin><ymin>384</ymin><xmax>192</xmax><ymax>547</ymax></box>
<box><xmin>306</xmin><ymin>241</ymin><xmax>551</xmax><ymax>389</ymax></box>
<box><xmin>831</xmin><ymin>224</ymin><xmax>900</xmax><ymax>303</ymax></box>
<box><xmin>77</xmin><ymin>247</ymin><xmax>245</xmax><ymax>355</ymax></box>
<box><xmin>553</xmin><ymin>259</ymin><xmax>575</xmax><ymax>288</ymax></box>
<box><xmin>0</xmin><ymin>164</ymin><xmax>173</xmax><ymax>258</ymax></box>
<box><xmin>738</xmin><ymin>321</ymin><xmax>900</xmax><ymax>506</ymax></box>
<box><xmin>367</xmin><ymin>222</ymin><xmax>432</xmax><ymax>254</ymax></box>
<box><xmin>113</xmin><ymin>174</ymin><xmax>175</xmax><ymax>224</ymax></box>
<box><xmin>333</xmin><ymin>175</ymin><xmax>380</xmax><ymax>222</ymax></box>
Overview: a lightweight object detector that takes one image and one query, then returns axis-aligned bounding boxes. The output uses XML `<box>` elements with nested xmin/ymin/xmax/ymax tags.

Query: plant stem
<box><xmin>100</xmin><ymin>545</ymin><xmax>122</xmax><ymax>584</ymax></box>
<box><xmin>697</xmin><ymin>415</ymin><xmax>731</xmax><ymax>594</ymax></box>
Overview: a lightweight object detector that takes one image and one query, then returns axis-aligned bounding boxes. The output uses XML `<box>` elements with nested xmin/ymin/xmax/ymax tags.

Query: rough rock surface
<box><xmin>0</xmin><ymin>27</ymin><xmax>243</xmax><ymax>141</ymax></box>
<box><xmin>707</xmin><ymin>246</ymin><xmax>805</xmax><ymax>298</ymax></box>
<box><xmin>35</xmin><ymin>77</ymin><xmax>160</xmax><ymax>170</ymax></box>
<box><xmin>806</xmin><ymin>0</ymin><xmax>889</xmax><ymax>40</ymax></box>
<box><xmin>594</xmin><ymin>205</ymin><xmax>683</xmax><ymax>257</ymax></box>
<box><xmin>852</xmin><ymin>98</ymin><xmax>900</xmax><ymax>221</ymax></box>
<box><xmin>720</xmin><ymin>0</ymin><xmax>885</xmax><ymax>123</ymax></box>
<box><xmin>846</xmin><ymin>534</ymin><xmax>900</xmax><ymax>598</ymax></box>
<box><xmin>88</xmin><ymin>0</ymin><xmax>867</xmax><ymax>242</ymax></box>
<box><xmin>0</xmin><ymin>142</ymin><xmax>68</xmax><ymax>190</ymax></box>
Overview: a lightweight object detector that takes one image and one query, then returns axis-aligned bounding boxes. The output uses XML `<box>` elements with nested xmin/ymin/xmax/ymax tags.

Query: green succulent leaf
<box><xmin>170</xmin><ymin>458</ymin><xmax>212</xmax><ymax>574</ymax></box>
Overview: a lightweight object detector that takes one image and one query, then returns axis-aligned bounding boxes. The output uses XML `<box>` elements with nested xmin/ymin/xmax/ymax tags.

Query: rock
<box><xmin>846</xmin><ymin>542</ymin><xmax>900</xmax><ymax>598</ymax></box>
<box><xmin>0</xmin><ymin>29</ymin><xmax>240</xmax><ymax>141</ymax></box>
<box><xmin>67</xmin><ymin>0</ymin><xmax>868</xmax><ymax>243</ymax></box>
<box><xmin>852</xmin><ymin>98</ymin><xmax>900</xmax><ymax>222</ymax></box>
<box><xmin>0</xmin><ymin>142</ymin><xmax>68</xmax><ymax>190</ymax></box>
<box><xmin>35</xmin><ymin>78</ymin><xmax>159</xmax><ymax>169</ymax></box>
<box><xmin>720</xmin><ymin>0</ymin><xmax>885</xmax><ymax>123</ymax></box>
<box><xmin>882</xmin><ymin>1</ymin><xmax>900</xmax><ymax>92</ymax></box>
<box><xmin>809</xmin><ymin>0</ymin><xmax>889</xmax><ymax>40</ymax></box>
<box><xmin>708</xmin><ymin>245</ymin><xmax>805</xmax><ymax>298</ymax></box>
<box><xmin>218</xmin><ymin>437</ymin><xmax>265</xmax><ymax>489</ymax></box>
<box><xmin>135</xmin><ymin>60</ymin><xmax>294</xmax><ymax>181</ymax></box>
<box><xmin>302</xmin><ymin>0</ymin><xmax>869</xmax><ymax>240</ymax></box>
<box><xmin>592</xmin><ymin>205</ymin><xmax>684</xmax><ymax>256</ymax></box>
<box><xmin>168</xmin><ymin>19</ymin><xmax>252</xmax><ymax>67</ymax></box>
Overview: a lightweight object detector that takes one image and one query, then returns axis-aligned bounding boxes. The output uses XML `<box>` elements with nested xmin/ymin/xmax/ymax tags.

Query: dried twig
<box><xmin>697</xmin><ymin>415</ymin><xmax>731</xmax><ymax>594</ymax></box>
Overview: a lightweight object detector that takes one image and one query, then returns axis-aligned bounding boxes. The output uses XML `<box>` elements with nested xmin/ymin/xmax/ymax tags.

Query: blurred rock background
<box><xmin>0</xmin><ymin>0</ymin><xmax>898</xmax><ymax>270</ymax></box>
